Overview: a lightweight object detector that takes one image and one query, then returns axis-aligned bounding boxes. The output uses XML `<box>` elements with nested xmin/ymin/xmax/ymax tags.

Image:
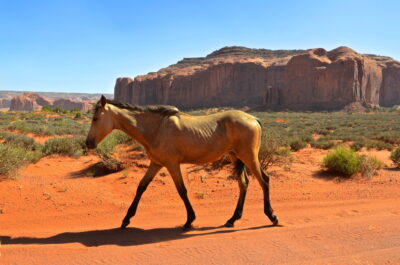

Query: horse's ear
<box><xmin>100</xmin><ymin>95</ymin><xmax>106</xmax><ymax>107</ymax></box>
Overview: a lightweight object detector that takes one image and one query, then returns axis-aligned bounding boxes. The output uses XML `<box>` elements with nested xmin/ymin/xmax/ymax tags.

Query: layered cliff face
<box><xmin>114</xmin><ymin>46</ymin><xmax>400</xmax><ymax>110</ymax></box>
<box><xmin>380</xmin><ymin>62</ymin><xmax>400</xmax><ymax>106</ymax></box>
<box><xmin>280</xmin><ymin>47</ymin><xmax>382</xmax><ymax>110</ymax></box>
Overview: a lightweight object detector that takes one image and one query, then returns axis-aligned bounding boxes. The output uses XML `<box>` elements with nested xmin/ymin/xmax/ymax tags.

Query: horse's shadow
<box><xmin>2</xmin><ymin>224</ymin><xmax>278</xmax><ymax>247</ymax></box>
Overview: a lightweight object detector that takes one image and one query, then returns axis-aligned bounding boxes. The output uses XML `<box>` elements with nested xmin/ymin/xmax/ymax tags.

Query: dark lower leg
<box><xmin>261</xmin><ymin>170</ymin><xmax>278</xmax><ymax>225</ymax></box>
<box><xmin>225</xmin><ymin>171</ymin><xmax>248</xmax><ymax>227</ymax></box>
<box><xmin>168</xmin><ymin>165</ymin><xmax>196</xmax><ymax>230</ymax></box>
<box><xmin>178</xmin><ymin>186</ymin><xmax>196</xmax><ymax>230</ymax></box>
<box><xmin>121</xmin><ymin>162</ymin><xmax>161</xmax><ymax>229</ymax></box>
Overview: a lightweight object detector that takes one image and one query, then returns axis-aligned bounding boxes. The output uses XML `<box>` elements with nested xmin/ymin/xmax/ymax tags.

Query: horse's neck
<box><xmin>112</xmin><ymin>109</ymin><xmax>161</xmax><ymax>147</ymax></box>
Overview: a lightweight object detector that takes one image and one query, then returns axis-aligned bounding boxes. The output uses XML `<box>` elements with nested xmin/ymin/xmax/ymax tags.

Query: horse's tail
<box><xmin>256</xmin><ymin>118</ymin><xmax>262</xmax><ymax>129</ymax></box>
<box><xmin>233</xmin><ymin>159</ymin><xmax>246</xmax><ymax>178</ymax></box>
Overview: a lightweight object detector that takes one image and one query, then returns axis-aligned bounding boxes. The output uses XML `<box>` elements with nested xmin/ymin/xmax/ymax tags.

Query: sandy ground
<box><xmin>1</xmin><ymin>148</ymin><xmax>400</xmax><ymax>265</ymax></box>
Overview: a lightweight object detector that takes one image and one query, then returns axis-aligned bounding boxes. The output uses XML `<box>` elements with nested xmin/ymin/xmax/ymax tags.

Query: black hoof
<box><xmin>224</xmin><ymin>221</ymin><xmax>234</xmax><ymax>228</ymax></box>
<box><xmin>120</xmin><ymin>220</ymin><xmax>130</xmax><ymax>230</ymax></box>
<box><xmin>182</xmin><ymin>224</ymin><xmax>192</xmax><ymax>231</ymax></box>
<box><xmin>272</xmin><ymin>215</ymin><xmax>279</xmax><ymax>226</ymax></box>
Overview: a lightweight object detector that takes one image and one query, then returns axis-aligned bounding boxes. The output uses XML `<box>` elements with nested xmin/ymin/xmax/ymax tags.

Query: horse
<box><xmin>85</xmin><ymin>95</ymin><xmax>278</xmax><ymax>230</ymax></box>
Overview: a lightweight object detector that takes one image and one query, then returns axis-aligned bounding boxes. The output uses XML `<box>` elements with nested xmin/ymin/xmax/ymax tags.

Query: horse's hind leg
<box><xmin>225</xmin><ymin>157</ymin><xmax>249</xmax><ymax>227</ymax></box>
<box><xmin>239</xmin><ymin>155</ymin><xmax>279</xmax><ymax>226</ymax></box>
<box><xmin>121</xmin><ymin>162</ymin><xmax>162</xmax><ymax>229</ymax></box>
<box><xmin>166</xmin><ymin>163</ymin><xmax>196</xmax><ymax>230</ymax></box>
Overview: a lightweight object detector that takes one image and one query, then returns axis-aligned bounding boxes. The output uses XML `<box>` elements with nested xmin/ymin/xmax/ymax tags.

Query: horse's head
<box><xmin>85</xmin><ymin>95</ymin><xmax>115</xmax><ymax>149</ymax></box>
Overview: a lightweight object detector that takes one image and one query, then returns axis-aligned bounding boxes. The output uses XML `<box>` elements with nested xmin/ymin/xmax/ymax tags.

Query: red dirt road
<box><xmin>1</xmin><ymin>148</ymin><xmax>400</xmax><ymax>264</ymax></box>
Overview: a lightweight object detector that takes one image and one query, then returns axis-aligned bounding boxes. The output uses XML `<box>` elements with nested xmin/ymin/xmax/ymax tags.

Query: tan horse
<box><xmin>86</xmin><ymin>95</ymin><xmax>278</xmax><ymax>230</ymax></box>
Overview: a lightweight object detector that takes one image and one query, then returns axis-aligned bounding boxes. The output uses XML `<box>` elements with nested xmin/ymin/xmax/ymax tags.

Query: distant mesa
<box><xmin>8</xmin><ymin>93</ymin><xmax>93</xmax><ymax>112</ymax></box>
<box><xmin>52</xmin><ymin>98</ymin><xmax>92</xmax><ymax>112</ymax></box>
<box><xmin>9</xmin><ymin>93</ymin><xmax>52</xmax><ymax>111</ymax></box>
<box><xmin>114</xmin><ymin>46</ymin><xmax>400</xmax><ymax>110</ymax></box>
<box><xmin>0</xmin><ymin>98</ymin><xmax>11</xmax><ymax>108</ymax></box>
<box><xmin>2</xmin><ymin>91</ymin><xmax>112</xmax><ymax>112</ymax></box>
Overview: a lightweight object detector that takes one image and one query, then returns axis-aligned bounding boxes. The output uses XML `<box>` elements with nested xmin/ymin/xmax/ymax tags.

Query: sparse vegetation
<box><xmin>259</xmin><ymin>131</ymin><xmax>292</xmax><ymax>169</ymax></box>
<box><xmin>359</xmin><ymin>155</ymin><xmax>383</xmax><ymax>178</ymax></box>
<box><xmin>390</xmin><ymin>147</ymin><xmax>400</xmax><ymax>167</ymax></box>
<box><xmin>96</xmin><ymin>130</ymin><xmax>132</xmax><ymax>171</ymax></box>
<box><xmin>2</xmin><ymin>107</ymin><xmax>400</xmax><ymax>179</ymax></box>
<box><xmin>0</xmin><ymin>143</ymin><xmax>42</xmax><ymax>177</ymax></box>
<box><xmin>43</xmin><ymin>137</ymin><xmax>86</xmax><ymax>157</ymax></box>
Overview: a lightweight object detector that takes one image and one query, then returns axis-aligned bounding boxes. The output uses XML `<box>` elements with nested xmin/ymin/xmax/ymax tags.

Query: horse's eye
<box><xmin>93</xmin><ymin>117</ymin><xmax>98</xmax><ymax>122</ymax></box>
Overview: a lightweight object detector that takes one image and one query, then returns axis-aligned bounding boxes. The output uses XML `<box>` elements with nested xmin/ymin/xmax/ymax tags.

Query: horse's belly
<box><xmin>179</xmin><ymin>143</ymin><xmax>230</xmax><ymax>164</ymax></box>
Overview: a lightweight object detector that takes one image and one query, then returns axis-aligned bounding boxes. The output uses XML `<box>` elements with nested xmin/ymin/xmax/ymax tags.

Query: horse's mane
<box><xmin>98</xmin><ymin>99</ymin><xmax>179</xmax><ymax>117</ymax></box>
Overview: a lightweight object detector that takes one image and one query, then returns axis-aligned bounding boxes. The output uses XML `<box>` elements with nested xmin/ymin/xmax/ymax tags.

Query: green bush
<box><xmin>0</xmin><ymin>144</ymin><xmax>42</xmax><ymax>177</ymax></box>
<box><xmin>0</xmin><ymin>132</ymin><xmax>41</xmax><ymax>151</ymax></box>
<box><xmin>350</xmin><ymin>140</ymin><xmax>365</xmax><ymax>151</ymax></box>
<box><xmin>323</xmin><ymin>146</ymin><xmax>362</xmax><ymax>176</ymax></box>
<box><xmin>74</xmin><ymin>111</ymin><xmax>82</xmax><ymax>119</ymax></box>
<box><xmin>289</xmin><ymin>138</ymin><xmax>308</xmax><ymax>151</ymax></box>
<box><xmin>96</xmin><ymin>130</ymin><xmax>132</xmax><ymax>157</ymax></box>
<box><xmin>323</xmin><ymin>146</ymin><xmax>383</xmax><ymax>177</ymax></box>
<box><xmin>95</xmin><ymin>130</ymin><xmax>132</xmax><ymax>170</ymax></box>
<box><xmin>390</xmin><ymin>147</ymin><xmax>400</xmax><ymax>167</ymax></box>
<box><xmin>374</xmin><ymin>132</ymin><xmax>400</xmax><ymax>145</ymax></box>
<box><xmin>365</xmin><ymin>140</ymin><xmax>393</xmax><ymax>151</ymax></box>
<box><xmin>311</xmin><ymin>139</ymin><xmax>336</xmax><ymax>150</ymax></box>
<box><xmin>43</xmin><ymin>137</ymin><xmax>86</xmax><ymax>157</ymax></box>
<box><xmin>41</xmin><ymin>105</ymin><xmax>68</xmax><ymax>114</ymax></box>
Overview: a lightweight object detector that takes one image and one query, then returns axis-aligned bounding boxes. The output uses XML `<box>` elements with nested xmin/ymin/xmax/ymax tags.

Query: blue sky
<box><xmin>0</xmin><ymin>0</ymin><xmax>399</xmax><ymax>94</ymax></box>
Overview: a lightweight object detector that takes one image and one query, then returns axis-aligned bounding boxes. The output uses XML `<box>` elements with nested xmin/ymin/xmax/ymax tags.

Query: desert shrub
<box><xmin>350</xmin><ymin>140</ymin><xmax>365</xmax><ymax>151</ymax></box>
<box><xmin>96</xmin><ymin>130</ymin><xmax>132</xmax><ymax>157</ymax></box>
<box><xmin>289</xmin><ymin>138</ymin><xmax>308</xmax><ymax>151</ymax></box>
<box><xmin>42</xmin><ymin>105</ymin><xmax>68</xmax><ymax>114</ymax></box>
<box><xmin>323</xmin><ymin>146</ymin><xmax>362</xmax><ymax>176</ymax></box>
<box><xmin>95</xmin><ymin>130</ymin><xmax>132</xmax><ymax>170</ymax></box>
<box><xmin>0</xmin><ymin>132</ymin><xmax>41</xmax><ymax>151</ymax></box>
<box><xmin>323</xmin><ymin>146</ymin><xmax>383</xmax><ymax>177</ymax></box>
<box><xmin>359</xmin><ymin>155</ymin><xmax>383</xmax><ymax>178</ymax></box>
<box><xmin>374</xmin><ymin>132</ymin><xmax>400</xmax><ymax>145</ymax></box>
<box><xmin>74</xmin><ymin>111</ymin><xmax>82</xmax><ymax>119</ymax></box>
<box><xmin>311</xmin><ymin>138</ymin><xmax>336</xmax><ymax>150</ymax></box>
<box><xmin>7</xmin><ymin>117</ymin><xmax>89</xmax><ymax>136</ymax></box>
<box><xmin>300</xmin><ymin>134</ymin><xmax>314</xmax><ymax>143</ymax></box>
<box><xmin>259</xmin><ymin>131</ymin><xmax>291</xmax><ymax>169</ymax></box>
<box><xmin>43</xmin><ymin>137</ymin><xmax>86</xmax><ymax>157</ymax></box>
<box><xmin>365</xmin><ymin>140</ymin><xmax>393</xmax><ymax>151</ymax></box>
<box><xmin>0</xmin><ymin>144</ymin><xmax>42</xmax><ymax>177</ymax></box>
<box><xmin>390</xmin><ymin>147</ymin><xmax>400</xmax><ymax>167</ymax></box>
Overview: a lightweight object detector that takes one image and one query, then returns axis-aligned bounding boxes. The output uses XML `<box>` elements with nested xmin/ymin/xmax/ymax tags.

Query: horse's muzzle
<box><xmin>85</xmin><ymin>138</ymin><xmax>96</xmax><ymax>149</ymax></box>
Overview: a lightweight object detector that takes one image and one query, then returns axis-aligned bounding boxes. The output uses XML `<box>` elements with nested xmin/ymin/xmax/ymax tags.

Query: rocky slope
<box><xmin>114</xmin><ymin>46</ymin><xmax>400</xmax><ymax>110</ymax></box>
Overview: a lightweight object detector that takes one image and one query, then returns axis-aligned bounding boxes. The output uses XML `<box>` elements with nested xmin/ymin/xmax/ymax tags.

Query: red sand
<box><xmin>1</xmin><ymin>148</ymin><xmax>400</xmax><ymax>264</ymax></box>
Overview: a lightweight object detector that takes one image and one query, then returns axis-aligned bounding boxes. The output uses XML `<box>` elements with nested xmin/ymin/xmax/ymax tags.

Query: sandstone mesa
<box><xmin>114</xmin><ymin>46</ymin><xmax>400</xmax><ymax>110</ymax></box>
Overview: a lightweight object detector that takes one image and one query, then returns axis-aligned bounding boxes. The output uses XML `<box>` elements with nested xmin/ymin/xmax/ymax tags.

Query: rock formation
<box><xmin>52</xmin><ymin>98</ymin><xmax>92</xmax><ymax>112</ymax></box>
<box><xmin>9</xmin><ymin>93</ymin><xmax>52</xmax><ymax>111</ymax></box>
<box><xmin>8</xmin><ymin>93</ymin><xmax>92</xmax><ymax>112</ymax></box>
<box><xmin>114</xmin><ymin>46</ymin><xmax>400</xmax><ymax>110</ymax></box>
<box><xmin>0</xmin><ymin>98</ymin><xmax>11</xmax><ymax>108</ymax></box>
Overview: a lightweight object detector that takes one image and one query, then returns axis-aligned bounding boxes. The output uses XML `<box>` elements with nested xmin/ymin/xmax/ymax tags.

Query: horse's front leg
<box><xmin>166</xmin><ymin>163</ymin><xmax>196</xmax><ymax>230</ymax></box>
<box><xmin>121</xmin><ymin>161</ymin><xmax>162</xmax><ymax>229</ymax></box>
